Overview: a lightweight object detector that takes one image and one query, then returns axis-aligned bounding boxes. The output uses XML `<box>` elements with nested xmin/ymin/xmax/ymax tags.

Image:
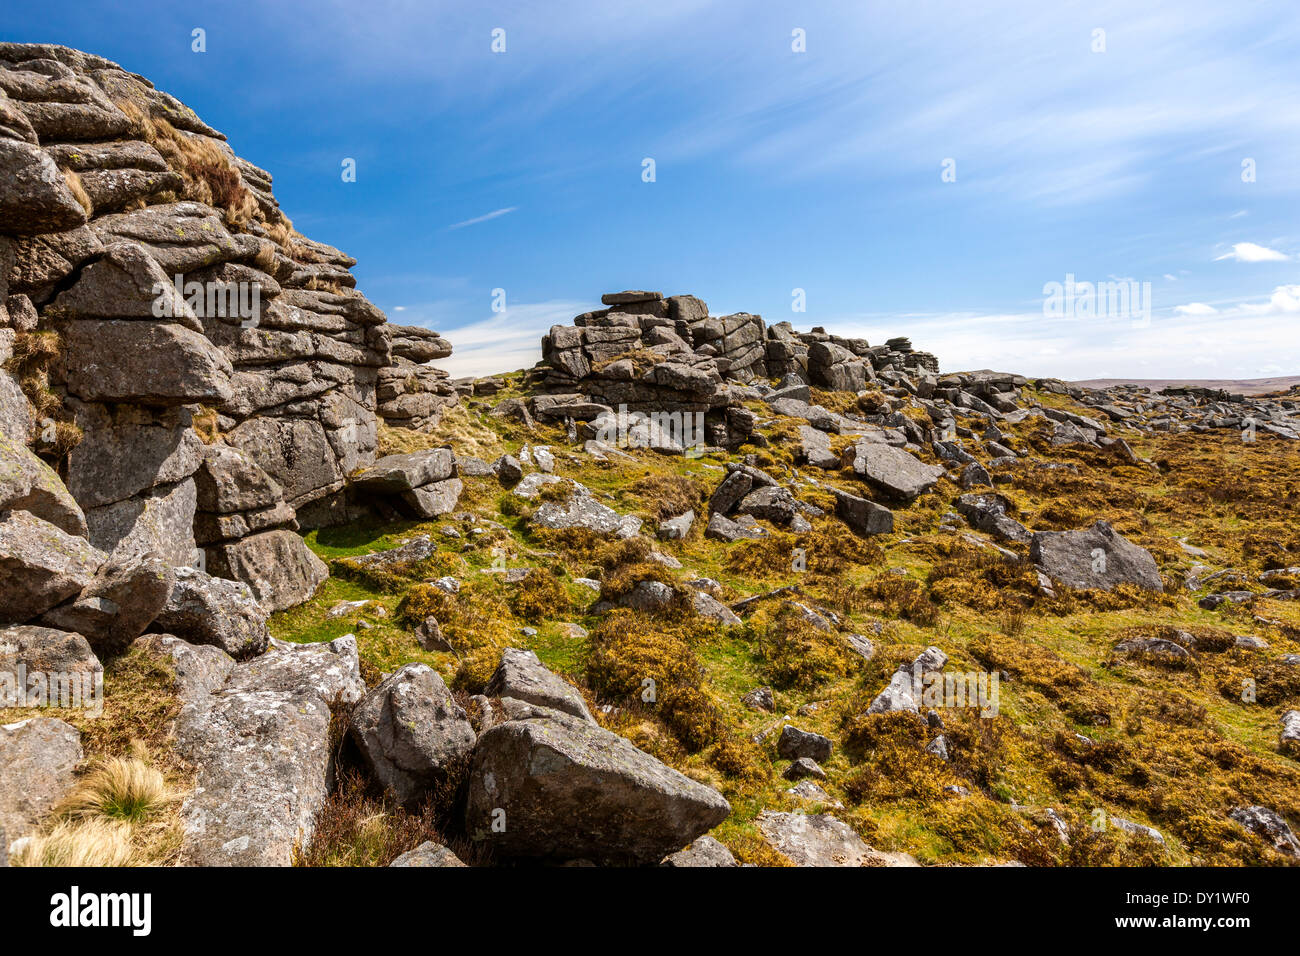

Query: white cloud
<box><xmin>819</xmin><ymin>282</ymin><xmax>1300</xmax><ymax>380</ymax></box>
<box><xmin>447</xmin><ymin>207</ymin><xmax>518</xmax><ymax>230</ymax></box>
<box><xmin>1214</xmin><ymin>242</ymin><xmax>1289</xmax><ymax>262</ymax></box>
<box><xmin>397</xmin><ymin>299</ymin><xmax>588</xmax><ymax>379</ymax></box>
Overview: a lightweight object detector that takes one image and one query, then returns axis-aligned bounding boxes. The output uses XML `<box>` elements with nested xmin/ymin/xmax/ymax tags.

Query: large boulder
<box><xmin>483</xmin><ymin>647</ymin><xmax>594</xmax><ymax>724</ymax></box>
<box><xmin>150</xmin><ymin>565</ymin><xmax>269</xmax><ymax>658</ymax></box>
<box><xmin>0</xmin><ymin>509</ymin><xmax>103</xmax><ymax>624</ymax></box>
<box><xmin>0</xmin><ymin>717</ymin><xmax>82</xmax><ymax>841</ymax></box>
<box><xmin>0</xmin><ymin>139</ymin><xmax>87</xmax><ymax>234</ymax></box>
<box><xmin>0</xmin><ymin>625</ymin><xmax>102</xmax><ymax>703</ymax></box>
<box><xmin>465</xmin><ymin>708</ymin><xmax>730</xmax><ymax>864</ymax></box>
<box><xmin>204</xmin><ymin>529</ymin><xmax>327</xmax><ymax>612</ymax></box>
<box><xmin>63</xmin><ymin>320</ymin><xmax>234</xmax><ymax>406</ymax></box>
<box><xmin>83</xmin><ymin>476</ymin><xmax>198</xmax><ymax>567</ymax></box>
<box><xmin>172</xmin><ymin>634</ymin><xmax>364</xmax><ymax>866</ymax></box>
<box><xmin>38</xmin><ymin>542</ymin><xmax>173</xmax><ymax>650</ymax></box>
<box><xmin>351</xmin><ymin>448</ymin><xmax>455</xmax><ymax>493</ymax></box>
<box><xmin>530</xmin><ymin>486</ymin><xmax>641</xmax><ymax>539</ymax></box>
<box><xmin>350</xmin><ymin>663</ymin><xmax>476</xmax><ymax>807</ymax></box>
<box><xmin>841</xmin><ymin>441</ymin><xmax>944</xmax><ymax>502</ymax></box>
<box><xmin>1030</xmin><ymin>520</ymin><xmax>1163</xmax><ymax>592</ymax></box>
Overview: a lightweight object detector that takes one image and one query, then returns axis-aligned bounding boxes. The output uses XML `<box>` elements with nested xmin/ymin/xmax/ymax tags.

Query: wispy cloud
<box><xmin>1214</xmin><ymin>242</ymin><xmax>1289</xmax><ymax>262</ymax></box>
<box><xmin>447</xmin><ymin>206</ymin><xmax>518</xmax><ymax>230</ymax></box>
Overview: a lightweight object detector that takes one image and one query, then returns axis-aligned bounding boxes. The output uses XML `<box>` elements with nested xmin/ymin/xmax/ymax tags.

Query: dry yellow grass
<box><xmin>12</xmin><ymin>819</ymin><xmax>136</xmax><ymax>867</ymax></box>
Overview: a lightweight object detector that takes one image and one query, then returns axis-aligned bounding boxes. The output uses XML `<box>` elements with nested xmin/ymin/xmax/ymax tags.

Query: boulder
<box><xmin>350</xmin><ymin>663</ymin><xmax>476</xmax><ymax>806</ymax></box>
<box><xmin>783</xmin><ymin>757</ymin><xmax>827</xmax><ymax>781</ymax></box>
<box><xmin>530</xmin><ymin>486</ymin><xmax>641</xmax><ymax>539</ymax></box>
<box><xmin>205</xmin><ymin>529</ymin><xmax>328</xmax><ymax>612</ymax></box>
<box><xmin>0</xmin><ymin>139</ymin><xmax>87</xmax><ymax>234</ymax></box>
<box><xmin>657</xmin><ymin>509</ymin><xmax>694</xmax><ymax>541</ymax></box>
<box><xmin>955</xmin><ymin>493</ymin><xmax>1031</xmax><ymax>544</ymax></box>
<box><xmin>84</xmin><ymin>477</ymin><xmax>198</xmax><ymax>567</ymax></box>
<box><xmin>465</xmin><ymin>707</ymin><xmax>731</xmax><ymax>864</ymax></box>
<box><xmin>1282</xmin><ymin>710</ymin><xmax>1300</xmax><ymax>757</ymax></box>
<box><xmin>0</xmin><ymin>430</ymin><xmax>87</xmax><ymax>536</ymax></box>
<box><xmin>38</xmin><ymin>542</ymin><xmax>172</xmax><ymax>650</ymax></box>
<box><xmin>797</xmin><ymin>424</ymin><xmax>839</xmax><ymax>469</ymax></box>
<box><xmin>831</xmin><ymin>487</ymin><xmax>894</xmax><ymax>536</ymax></box>
<box><xmin>484</xmin><ymin>647</ymin><xmax>594</xmax><ymax>724</ymax></box>
<box><xmin>1229</xmin><ymin>806</ymin><xmax>1300</xmax><ymax>859</ymax></box>
<box><xmin>1030</xmin><ymin>521</ymin><xmax>1163</xmax><ymax>592</ymax></box>
<box><xmin>390</xmin><ymin>841</ymin><xmax>467</xmax><ymax>867</ymax></box>
<box><xmin>0</xmin><ymin>509</ymin><xmax>103</xmax><ymax>624</ymax></box>
<box><xmin>755</xmin><ymin>811</ymin><xmax>916</xmax><ymax>867</ymax></box>
<box><xmin>351</xmin><ymin>448</ymin><xmax>455</xmax><ymax>493</ymax></box>
<box><xmin>661</xmin><ymin>835</ymin><xmax>737</xmax><ymax>867</ymax></box>
<box><xmin>0</xmin><ymin>717</ymin><xmax>82</xmax><ymax>840</ymax></box>
<box><xmin>49</xmin><ymin>241</ymin><xmax>195</xmax><ymax>324</ymax></box>
<box><xmin>0</xmin><ymin>625</ymin><xmax>102</xmax><ymax>698</ymax></box>
<box><xmin>63</xmin><ymin>320</ymin><xmax>234</xmax><ymax>406</ymax></box>
<box><xmin>777</xmin><ymin>725</ymin><xmax>833</xmax><ymax>763</ymax></box>
<box><xmin>705</xmin><ymin>512</ymin><xmax>768</xmax><ymax>542</ymax></box>
<box><xmin>842</xmin><ymin>442</ymin><xmax>944</xmax><ymax>502</ymax></box>
<box><xmin>867</xmin><ymin>646</ymin><xmax>948</xmax><ymax>714</ymax></box>
<box><xmin>150</xmin><ymin>565</ymin><xmax>269</xmax><ymax>658</ymax></box>
<box><xmin>402</xmin><ymin>478</ymin><xmax>463</xmax><ymax>519</ymax></box>
<box><xmin>172</xmin><ymin>635</ymin><xmax>364</xmax><ymax>865</ymax></box>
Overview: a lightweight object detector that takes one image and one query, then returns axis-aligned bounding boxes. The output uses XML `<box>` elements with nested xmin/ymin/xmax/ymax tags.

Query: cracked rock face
<box><xmin>0</xmin><ymin>41</ymin><xmax>461</xmax><ymax>616</ymax></box>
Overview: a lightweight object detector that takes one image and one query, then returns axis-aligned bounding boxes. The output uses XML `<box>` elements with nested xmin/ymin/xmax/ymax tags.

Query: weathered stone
<box><xmin>777</xmin><ymin>725</ymin><xmax>833</xmax><ymax>763</ymax></box>
<box><xmin>390</xmin><ymin>841</ymin><xmax>467</xmax><ymax>867</ymax></box>
<box><xmin>350</xmin><ymin>663</ymin><xmax>476</xmax><ymax>807</ymax></box>
<box><xmin>0</xmin><ymin>139</ymin><xmax>87</xmax><ymax>235</ymax></box>
<box><xmin>1030</xmin><ymin>521</ymin><xmax>1162</xmax><ymax>592</ymax></box>
<box><xmin>0</xmin><ymin>625</ymin><xmax>102</xmax><ymax>698</ymax></box>
<box><xmin>63</xmin><ymin>320</ymin><xmax>233</xmax><ymax>406</ymax></box>
<box><xmin>657</xmin><ymin>509</ymin><xmax>694</xmax><ymax>541</ymax></box>
<box><xmin>150</xmin><ymin>565</ymin><xmax>269</xmax><ymax>657</ymax></box>
<box><xmin>830</xmin><ymin>487</ymin><xmax>894</xmax><ymax>536</ymax></box>
<box><xmin>484</xmin><ymin>647</ymin><xmax>594</xmax><ymax>724</ymax></box>
<box><xmin>402</xmin><ymin>477</ymin><xmax>463</xmax><ymax>519</ymax></box>
<box><xmin>84</xmin><ymin>477</ymin><xmax>197</xmax><ymax>567</ymax></box>
<box><xmin>205</xmin><ymin>529</ymin><xmax>328</xmax><ymax>612</ymax></box>
<box><xmin>351</xmin><ymin>448</ymin><xmax>455</xmax><ymax>493</ymax></box>
<box><xmin>755</xmin><ymin>811</ymin><xmax>916</xmax><ymax>867</ymax></box>
<box><xmin>466</xmin><ymin>707</ymin><xmax>731</xmax><ymax>864</ymax></box>
<box><xmin>1229</xmin><ymin>805</ymin><xmax>1300</xmax><ymax>858</ymax></box>
<box><xmin>66</xmin><ymin>403</ymin><xmax>203</xmax><ymax>509</ymax></box>
<box><xmin>0</xmin><ymin>428</ymin><xmax>87</xmax><ymax>536</ymax></box>
<box><xmin>956</xmin><ymin>493</ymin><xmax>1031</xmax><ymax>544</ymax></box>
<box><xmin>39</xmin><ymin>541</ymin><xmax>172</xmax><ymax>650</ymax></box>
<box><xmin>0</xmin><ymin>509</ymin><xmax>103</xmax><ymax>624</ymax></box>
<box><xmin>0</xmin><ymin>717</ymin><xmax>82</xmax><ymax>840</ymax></box>
<box><xmin>842</xmin><ymin>441</ymin><xmax>944</xmax><ymax>502</ymax></box>
<box><xmin>661</xmin><ymin>834</ymin><xmax>737</xmax><ymax>867</ymax></box>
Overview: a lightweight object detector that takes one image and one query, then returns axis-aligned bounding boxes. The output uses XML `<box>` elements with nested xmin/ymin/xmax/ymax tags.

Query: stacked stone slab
<box><xmin>536</xmin><ymin>291</ymin><xmax>939</xmax><ymax>416</ymax></box>
<box><xmin>376</xmin><ymin>325</ymin><xmax>459</xmax><ymax>431</ymax></box>
<box><xmin>0</xmin><ymin>42</ymin><xmax>450</xmax><ymax>610</ymax></box>
<box><xmin>536</xmin><ymin>291</ymin><xmax>758</xmax><ymax>448</ymax></box>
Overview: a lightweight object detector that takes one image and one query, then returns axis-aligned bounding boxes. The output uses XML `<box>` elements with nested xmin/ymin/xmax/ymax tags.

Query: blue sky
<box><xmin>7</xmin><ymin>0</ymin><xmax>1300</xmax><ymax>379</ymax></box>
